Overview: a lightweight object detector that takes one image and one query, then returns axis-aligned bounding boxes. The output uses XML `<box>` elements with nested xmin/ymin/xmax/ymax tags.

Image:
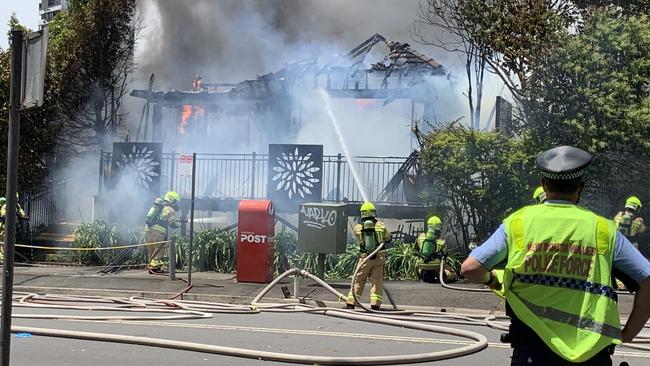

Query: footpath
<box><xmin>4</xmin><ymin>264</ymin><xmax>637</xmax><ymax>316</ymax></box>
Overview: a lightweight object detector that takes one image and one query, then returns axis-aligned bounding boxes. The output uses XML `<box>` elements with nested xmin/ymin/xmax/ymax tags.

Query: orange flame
<box><xmin>355</xmin><ymin>99</ymin><xmax>377</xmax><ymax>108</ymax></box>
<box><xmin>179</xmin><ymin>105</ymin><xmax>206</xmax><ymax>135</ymax></box>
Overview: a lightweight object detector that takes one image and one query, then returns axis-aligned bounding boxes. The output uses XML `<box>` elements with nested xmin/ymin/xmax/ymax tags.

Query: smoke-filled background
<box><xmin>132</xmin><ymin>0</ymin><xmax>506</xmax><ymax>154</ymax></box>
<box><xmin>62</xmin><ymin>0</ymin><xmax>508</xmax><ymax>224</ymax></box>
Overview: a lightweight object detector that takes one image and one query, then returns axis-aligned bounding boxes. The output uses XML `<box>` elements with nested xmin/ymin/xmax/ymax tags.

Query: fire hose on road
<box><xmin>4</xmin><ymin>244</ymin><xmax>490</xmax><ymax>365</ymax></box>
<box><xmin>3</xmin><ymin>246</ymin><xmax>649</xmax><ymax>364</ymax></box>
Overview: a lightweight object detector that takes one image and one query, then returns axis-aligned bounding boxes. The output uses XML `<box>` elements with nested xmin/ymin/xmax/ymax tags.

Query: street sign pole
<box><xmin>187</xmin><ymin>153</ymin><xmax>197</xmax><ymax>286</ymax></box>
<box><xmin>1</xmin><ymin>29</ymin><xmax>24</xmax><ymax>366</ymax></box>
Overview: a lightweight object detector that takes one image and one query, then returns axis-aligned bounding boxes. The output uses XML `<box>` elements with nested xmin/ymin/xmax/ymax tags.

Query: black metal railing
<box><xmin>26</xmin><ymin>180</ymin><xmax>66</xmax><ymax>232</ymax></box>
<box><xmin>100</xmin><ymin>152</ymin><xmax>413</xmax><ymax>204</ymax></box>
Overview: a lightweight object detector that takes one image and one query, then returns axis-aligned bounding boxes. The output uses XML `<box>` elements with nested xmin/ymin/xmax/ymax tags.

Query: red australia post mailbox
<box><xmin>236</xmin><ymin>200</ymin><xmax>275</xmax><ymax>283</ymax></box>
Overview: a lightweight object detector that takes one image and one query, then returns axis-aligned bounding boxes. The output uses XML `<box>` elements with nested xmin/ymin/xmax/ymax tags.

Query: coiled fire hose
<box><xmin>4</xmin><ymin>248</ymin><xmax>649</xmax><ymax>363</ymax></box>
<box><xmin>7</xmin><ymin>254</ymin><xmax>490</xmax><ymax>365</ymax></box>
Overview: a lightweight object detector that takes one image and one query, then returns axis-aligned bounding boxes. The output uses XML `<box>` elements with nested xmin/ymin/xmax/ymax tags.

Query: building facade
<box><xmin>39</xmin><ymin>0</ymin><xmax>68</xmax><ymax>23</ymax></box>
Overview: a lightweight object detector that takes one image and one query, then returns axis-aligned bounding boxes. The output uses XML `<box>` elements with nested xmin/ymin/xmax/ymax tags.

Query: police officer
<box><xmin>345</xmin><ymin>202</ymin><xmax>391</xmax><ymax>310</ymax></box>
<box><xmin>532</xmin><ymin>186</ymin><xmax>546</xmax><ymax>204</ymax></box>
<box><xmin>144</xmin><ymin>191</ymin><xmax>180</xmax><ymax>272</ymax></box>
<box><xmin>462</xmin><ymin>146</ymin><xmax>650</xmax><ymax>365</ymax></box>
<box><xmin>613</xmin><ymin>196</ymin><xmax>645</xmax><ymax>248</ymax></box>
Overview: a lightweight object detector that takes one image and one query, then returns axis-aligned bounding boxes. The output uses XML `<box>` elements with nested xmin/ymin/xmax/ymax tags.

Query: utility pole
<box><xmin>1</xmin><ymin>29</ymin><xmax>24</xmax><ymax>366</ymax></box>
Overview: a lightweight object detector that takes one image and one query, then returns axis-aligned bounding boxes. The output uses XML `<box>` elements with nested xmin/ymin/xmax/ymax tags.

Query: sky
<box><xmin>0</xmin><ymin>0</ymin><xmax>40</xmax><ymax>49</ymax></box>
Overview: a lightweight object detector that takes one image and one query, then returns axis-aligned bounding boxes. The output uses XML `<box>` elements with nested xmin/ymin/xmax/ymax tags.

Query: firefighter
<box><xmin>613</xmin><ymin>196</ymin><xmax>645</xmax><ymax>248</ymax></box>
<box><xmin>417</xmin><ymin>216</ymin><xmax>446</xmax><ymax>261</ymax></box>
<box><xmin>345</xmin><ymin>202</ymin><xmax>391</xmax><ymax>310</ymax></box>
<box><xmin>192</xmin><ymin>75</ymin><xmax>205</xmax><ymax>92</ymax></box>
<box><xmin>144</xmin><ymin>191</ymin><xmax>180</xmax><ymax>272</ymax></box>
<box><xmin>0</xmin><ymin>193</ymin><xmax>28</xmax><ymax>263</ymax></box>
<box><xmin>416</xmin><ymin>216</ymin><xmax>451</xmax><ymax>283</ymax></box>
<box><xmin>462</xmin><ymin>146</ymin><xmax>650</xmax><ymax>365</ymax></box>
<box><xmin>532</xmin><ymin>186</ymin><xmax>546</xmax><ymax>204</ymax></box>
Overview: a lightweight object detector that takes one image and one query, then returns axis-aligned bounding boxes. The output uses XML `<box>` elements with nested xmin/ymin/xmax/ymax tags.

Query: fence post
<box><xmin>187</xmin><ymin>152</ymin><xmax>197</xmax><ymax>287</ymax></box>
<box><xmin>170</xmin><ymin>151</ymin><xmax>176</xmax><ymax>191</ymax></box>
<box><xmin>250</xmin><ymin>152</ymin><xmax>256</xmax><ymax>199</ymax></box>
<box><xmin>98</xmin><ymin>150</ymin><xmax>104</xmax><ymax>195</ymax></box>
<box><xmin>336</xmin><ymin>153</ymin><xmax>342</xmax><ymax>202</ymax></box>
<box><xmin>168</xmin><ymin>236</ymin><xmax>176</xmax><ymax>280</ymax></box>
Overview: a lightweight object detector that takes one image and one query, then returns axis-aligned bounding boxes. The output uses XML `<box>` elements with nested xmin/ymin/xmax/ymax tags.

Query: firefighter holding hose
<box><xmin>144</xmin><ymin>191</ymin><xmax>180</xmax><ymax>272</ymax></box>
<box><xmin>461</xmin><ymin>146</ymin><xmax>650</xmax><ymax>365</ymax></box>
<box><xmin>345</xmin><ymin>202</ymin><xmax>391</xmax><ymax>310</ymax></box>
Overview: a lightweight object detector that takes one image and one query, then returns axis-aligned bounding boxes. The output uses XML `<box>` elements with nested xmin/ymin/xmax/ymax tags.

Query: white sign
<box><xmin>178</xmin><ymin>154</ymin><xmax>193</xmax><ymax>176</ymax></box>
<box><xmin>21</xmin><ymin>26</ymin><xmax>48</xmax><ymax>109</ymax></box>
<box><xmin>240</xmin><ymin>233</ymin><xmax>269</xmax><ymax>244</ymax></box>
<box><xmin>299</xmin><ymin>206</ymin><xmax>337</xmax><ymax>230</ymax></box>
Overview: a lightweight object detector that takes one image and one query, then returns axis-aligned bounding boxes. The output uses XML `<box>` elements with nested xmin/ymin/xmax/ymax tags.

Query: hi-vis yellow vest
<box><xmin>503</xmin><ymin>203</ymin><xmax>621</xmax><ymax>362</ymax></box>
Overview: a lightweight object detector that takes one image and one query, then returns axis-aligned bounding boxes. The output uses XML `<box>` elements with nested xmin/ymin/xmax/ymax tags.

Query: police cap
<box><xmin>536</xmin><ymin>146</ymin><xmax>592</xmax><ymax>180</ymax></box>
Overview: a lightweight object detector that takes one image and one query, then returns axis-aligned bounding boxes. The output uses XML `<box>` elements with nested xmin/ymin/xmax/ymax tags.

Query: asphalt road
<box><xmin>7</xmin><ymin>304</ymin><xmax>649</xmax><ymax>365</ymax></box>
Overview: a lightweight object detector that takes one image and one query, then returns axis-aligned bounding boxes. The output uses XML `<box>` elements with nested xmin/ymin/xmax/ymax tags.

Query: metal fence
<box><xmin>25</xmin><ymin>180</ymin><xmax>66</xmax><ymax>232</ymax></box>
<box><xmin>100</xmin><ymin>152</ymin><xmax>412</xmax><ymax>204</ymax></box>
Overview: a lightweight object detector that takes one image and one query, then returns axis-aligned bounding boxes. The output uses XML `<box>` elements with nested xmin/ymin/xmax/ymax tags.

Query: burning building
<box><xmin>130</xmin><ymin>34</ymin><xmax>456</xmax><ymax>152</ymax></box>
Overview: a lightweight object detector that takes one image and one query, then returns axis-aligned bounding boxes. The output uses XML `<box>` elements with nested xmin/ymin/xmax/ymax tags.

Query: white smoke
<box><xmin>58</xmin><ymin>0</ymin><xmax>510</xmax><ymax>226</ymax></box>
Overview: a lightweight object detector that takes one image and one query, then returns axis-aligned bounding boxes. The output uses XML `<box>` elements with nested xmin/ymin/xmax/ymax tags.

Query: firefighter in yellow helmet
<box><xmin>416</xmin><ymin>216</ymin><xmax>448</xmax><ymax>283</ymax></box>
<box><xmin>0</xmin><ymin>193</ymin><xmax>27</xmax><ymax>263</ymax></box>
<box><xmin>613</xmin><ymin>196</ymin><xmax>645</xmax><ymax>248</ymax></box>
<box><xmin>345</xmin><ymin>202</ymin><xmax>391</xmax><ymax>310</ymax></box>
<box><xmin>144</xmin><ymin>191</ymin><xmax>180</xmax><ymax>272</ymax></box>
<box><xmin>462</xmin><ymin>146</ymin><xmax>650</xmax><ymax>364</ymax></box>
<box><xmin>532</xmin><ymin>186</ymin><xmax>546</xmax><ymax>204</ymax></box>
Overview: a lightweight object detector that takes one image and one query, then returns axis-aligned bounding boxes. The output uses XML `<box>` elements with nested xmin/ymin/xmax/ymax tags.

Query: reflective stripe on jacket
<box><xmin>613</xmin><ymin>211</ymin><xmax>645</xmax><ymax>238</ymax></box>
<box><xmin>503</xmin><ymin>203</ymin><xmax>621</xmax><ymax>362</ymax></box>
<box><xmin>145</xmin><ymin>199</ymin><xmax>178</xmax><ymax>235</ymax></box>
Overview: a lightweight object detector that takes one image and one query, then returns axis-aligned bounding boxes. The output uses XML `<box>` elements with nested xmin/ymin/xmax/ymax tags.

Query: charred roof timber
<box><xmin>130</xmin><ymin>34</ymin><xmax>450</xmax><ymax>142</ymax></box>
<box><xmin>130</xmin><ymin>34</ymin><xmax>447</xmax><ymax>105</ymax></box>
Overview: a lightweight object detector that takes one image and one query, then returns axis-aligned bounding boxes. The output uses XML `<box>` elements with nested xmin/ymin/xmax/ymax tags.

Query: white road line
<box><xmin>45</xmin><ymin>318</ymin><xmax>650</xmax><ymax>358</ymax></box>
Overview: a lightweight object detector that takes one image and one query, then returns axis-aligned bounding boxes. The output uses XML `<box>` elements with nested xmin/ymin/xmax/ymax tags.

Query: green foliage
<box><xmin>385</xmin><ymin>242</ymin><xmax>420</xmax><ymax>280</ymax></box>
<box><xmin>173</xmin><ymin>230</ymin><xmax>236</xmax><ymax>272</ymax></box>
<box><xmin>0</xmin><ymin>16</ymin><xmax>61</xmax><ymax>193</ymax></box>
<box><xmin>328</xmin><ymin>245</ymin><xmax>360</xmax><ymax>279</ymax></box>
<box><xmin>70</xmin><ymin>220</ymin><xmax>146</xmax><ymax>266</ymax></box>
<box><xmin>49</xmin><ymin>0</ymin><xmax>136</xmax><ymax>150</ymax></box>
<box><xmin>419</xmin><ymin>124</ymin><xmax>534</xmax><ymax>248</ymax></box>
<box><xmin>524</xmin><ymin>11</ymin><xmax>650</xmax><ymax>210</ymax></box>
<box><xmin>59</xmin><ymin>224</ymin><xmax>434</xmax><ymax>281</ymax></box>
<box><xmin>72</xmin><ymin>220</ymin><xmax>119</xmax><ymax>264</ymax></box>
<box><xmin>275</xmin><ymin>230</ymin><xmax>297</xmax><ymax>274</ymax></box>
<box><xmin>572</xmin><ymin>1</ymin><xmax>650</xmax><ymax>15</ymax></box>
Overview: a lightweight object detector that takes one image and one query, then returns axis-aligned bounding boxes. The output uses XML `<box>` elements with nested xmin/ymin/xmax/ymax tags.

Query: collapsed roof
<box><xmin>130</xmin><ymin>33</ymin><xmax>447</xmax><ymax>106</ymax></box>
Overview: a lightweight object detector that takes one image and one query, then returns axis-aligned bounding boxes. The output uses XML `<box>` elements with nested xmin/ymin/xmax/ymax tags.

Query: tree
<box><xmin>50</xmin><ymin>0</ymin><xmax>136</xmax><ymax>152</ymax></box>
<box><xmin>414</xmin><ymin>0</ymin><xmax>490</xmax><ymax>129</ymax></box>
<box><xmin>419</xmin><ymin>124</ymin><xmax>534</xmax><ymax>249</ymax></box>
<box><xmin>415</xmin><ymin>0</ymin><xmax>575</xmax><ymax>103</ymax></box>
<box><xmin>523</xmin><ymin>11</ymin><xmax>650</xmax><ymax>213</ymax></box>
<box><xmin>0</xmin><ymin>16</ymin><xmax>61</xmax><ymax>193</ymax></box>
<box><xmin>572</xmin><ymin>0</ymin><xmax>650</xmax><ymax>15</ymax></box>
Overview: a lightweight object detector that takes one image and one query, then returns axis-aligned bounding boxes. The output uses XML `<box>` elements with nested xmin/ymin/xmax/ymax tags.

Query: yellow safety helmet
<box><xmin>533</xmin><ymin>186</ymin><xmax>546</xmax><ymax>204</ymax></box>
<box><xmin>625</xmin><ymin>196</ymin><xmax>642</xmax><ymax>210</ymax></box>
<box><xmin>360</xmin><ymin>202</ymin><xmax>376</xmax><ymax>218</ymax></box>
<box><xmin>164</xmin><ymin>191</ymin><xmax>181</xmax><ymax>204</ymax></box>
<box><xmin>427</xmin><ymin>216</ymin><xmax>442</xmax><ymax>231</ymax></box>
